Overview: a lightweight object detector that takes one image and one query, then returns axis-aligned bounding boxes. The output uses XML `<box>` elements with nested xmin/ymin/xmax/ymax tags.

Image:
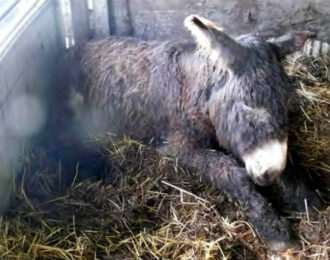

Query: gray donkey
<box><xmin>56</xmin><ymin>15</ymin><xmax>317</xmax><ymax>251</ymax></box>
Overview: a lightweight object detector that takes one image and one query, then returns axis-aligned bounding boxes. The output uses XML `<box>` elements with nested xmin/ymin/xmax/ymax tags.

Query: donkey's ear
<box><xmin>184</xmin><ymin>15</ymin><xmax>246</xmax><ymax>64</ymax></box>
<box><xmin>267</xmin><ymin>31</ymin><xmax>315</xmax><ymax>55</ymax></box>
<box><xmin>184</xmin><ymin>15</ymin><xmax>219</xmax><ymax>49</ymax></box>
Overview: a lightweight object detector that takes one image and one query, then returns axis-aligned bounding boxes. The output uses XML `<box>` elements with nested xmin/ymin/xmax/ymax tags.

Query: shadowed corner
<box><xmin>0</xmin><ymin>93</ymin><xmax>48</xmax><ymax>214</ymax></box>
<box><xmin>0</xmin><ymin>137</ymin><xmax>19</xmax><ymax>214</ymax></box>
<box><xmin>257</xmin><ymin>158</ymin><xmax>323</xmax><ymax>215</ymax></box>
<box><xmin>0</xmin><ymin>165</ymin><xmax>12</xmax><ymax>214</ymax></box>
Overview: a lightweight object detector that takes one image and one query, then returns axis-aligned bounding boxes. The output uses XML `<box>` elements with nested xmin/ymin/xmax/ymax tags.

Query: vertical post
<box><xmin>108</xmin><ymin>0</ymin><xmax>133</xmax><ymax>36</ymax></box>
<box><xmin>57</xmin><ymin>0</ymin><xmax>75</xmax><ymax>49</ymax></box>
<box><xmin>57</xmin><ymin>0</ymin><xmax>91</xmax><ymax>49</ymax></box>
<box><xmin>89</xmin><ymin>0</ymin><xmax>110</xmax><ymax>38</ymax></box>
<box><xmin>69</xmin><ymin>0</ymin><xmax>90</xmax><ymax>45</ymax></box>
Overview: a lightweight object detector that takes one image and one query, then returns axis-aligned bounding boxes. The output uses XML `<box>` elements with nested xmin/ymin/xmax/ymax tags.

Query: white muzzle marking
<box><xmin>242</xmin><ymin>138</ymin><xmax>288</xmax><ymax>186</ymax></box>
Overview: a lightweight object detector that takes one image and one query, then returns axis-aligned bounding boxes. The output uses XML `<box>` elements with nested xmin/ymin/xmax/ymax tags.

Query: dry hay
<box><xmin>286</xmin><ymin>53</ymin><xmax>330</xmax><ymax>199</ymax></box>
<box><xmin>1</xmin><ymin>136</ymin><xmax>264</xmax><ymax>260</ymax></box>
<box><xmin>0</xmin><ymin>54</ymin><xmax>330</xmax><ymax>260</ymax></box>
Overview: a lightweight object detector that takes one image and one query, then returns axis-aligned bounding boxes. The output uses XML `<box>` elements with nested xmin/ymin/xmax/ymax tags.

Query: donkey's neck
<box><xmin>176</xmin><ymin>49</ymin><xmax>230</xmax><ymax>140</ymax></box>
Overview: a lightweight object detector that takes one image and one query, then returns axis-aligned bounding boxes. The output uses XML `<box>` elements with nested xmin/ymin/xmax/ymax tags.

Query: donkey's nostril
<box><xmin>263</xmin><ymin>170</ymin><xmax>272</xmax><ymax>181</ymax></box>
<box><xmin>255</xmin><ymin>171</ymin><xmax>276</xmax><ymax>186</ymax></box>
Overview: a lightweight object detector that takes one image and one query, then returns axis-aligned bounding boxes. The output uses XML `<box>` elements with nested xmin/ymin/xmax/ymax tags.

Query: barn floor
<box><xmin>0</xmin><ymin>54</ymin><xmax>330</xmax><ymax>260</ymax></box>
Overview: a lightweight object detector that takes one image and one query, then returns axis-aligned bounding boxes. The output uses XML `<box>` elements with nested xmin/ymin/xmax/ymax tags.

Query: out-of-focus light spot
<box><xmin>4</xmin><ymin>94</ymin><xmax>46</xmax><ymax>137</ymax></box>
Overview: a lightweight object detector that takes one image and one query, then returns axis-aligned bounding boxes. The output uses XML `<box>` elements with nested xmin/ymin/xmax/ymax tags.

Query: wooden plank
<box><xmin>57</xmin><ymin>0</ymin><xmax>75</xmax><ymax>48</ymax></box>
<box><xmin>70</xmin><ymin>0</ymin><xmax>90</xmax><ymax>45</ymax></box>
<box><xmin>108</xmin><ymin>0</ymin><xmax>133</xmax><ymax>36</ymax></box>
<box><xmin>91</xmin><ymin>0</ymin><xmax>110</xmax><ymax>38</ymax></box>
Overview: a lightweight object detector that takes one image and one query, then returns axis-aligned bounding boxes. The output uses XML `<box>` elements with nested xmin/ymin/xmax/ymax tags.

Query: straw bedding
<box><xmin>0</xmin><ymin>52</ymin><xmax>330</xmax><ymax>260</ymax></box>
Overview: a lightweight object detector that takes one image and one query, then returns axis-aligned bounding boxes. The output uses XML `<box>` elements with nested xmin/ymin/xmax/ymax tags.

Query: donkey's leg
<box><xmin>258</xmin><ymin>162</ymin><xmax>322</xmax><ymax>213</ymax></box>
<box><xmin>165</xmin><ymin>131</ymin><xmax>297</xmax><ymax>251</ymax></box>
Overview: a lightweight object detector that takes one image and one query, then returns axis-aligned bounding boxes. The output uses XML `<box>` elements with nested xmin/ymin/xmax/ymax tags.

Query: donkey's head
<box><xmin>185</xmin><ymin>15</ymin><xmax>309</xmax><ymax>186</ymax></box>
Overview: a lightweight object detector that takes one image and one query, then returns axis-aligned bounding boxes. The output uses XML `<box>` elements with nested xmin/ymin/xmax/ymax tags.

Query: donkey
<box><xmin>55</xmin><ymin>15</ymin><xmax>318</xmax><ymax>251</ymax></box>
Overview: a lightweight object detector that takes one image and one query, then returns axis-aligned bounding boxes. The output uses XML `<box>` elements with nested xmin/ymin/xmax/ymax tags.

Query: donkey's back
<box><xmin>79</xmin><ymin>37</ymin><xmax>189</xmax><ymax>140</ymax></box>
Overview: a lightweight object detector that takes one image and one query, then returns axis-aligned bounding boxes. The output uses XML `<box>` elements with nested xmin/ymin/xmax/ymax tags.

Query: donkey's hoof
<box><xmin>267</xmin><ymin>238</ymin><xmax>299</xmax><ymax>251</ymax></box>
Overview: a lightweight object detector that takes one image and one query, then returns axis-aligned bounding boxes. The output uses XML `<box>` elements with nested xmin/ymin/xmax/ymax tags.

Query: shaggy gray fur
<box><xmin>53</xmin><ymin>16</ymin><xmax>319</xmax><ymax>250</ymax></box>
